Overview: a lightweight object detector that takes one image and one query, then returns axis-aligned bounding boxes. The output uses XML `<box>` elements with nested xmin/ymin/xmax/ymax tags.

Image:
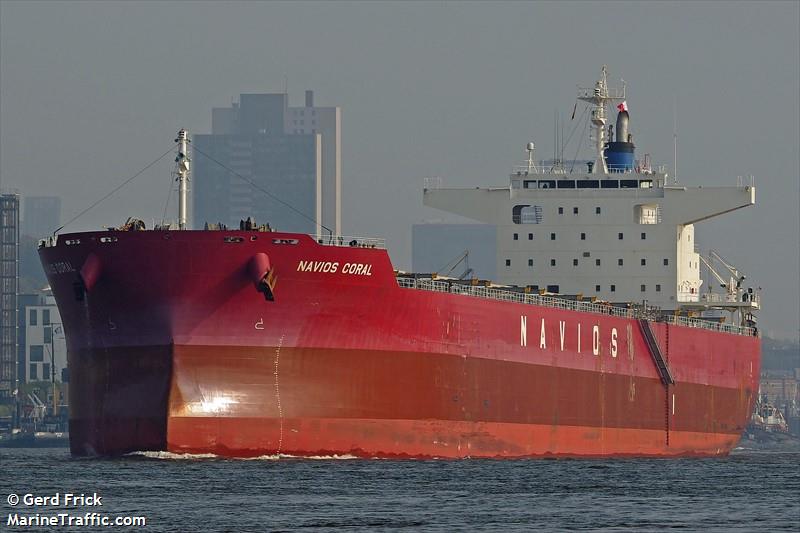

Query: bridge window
<box><xmin>636</xmin><ymin>204</ymin><xmax>661</xmax><ymax>224</ymax></box>
<box><xmin>601</xmin><ymin>180</ymin><xmax>619</xmax><ymax>188</ymax></box>
<box><xmin>512</xmin><ymin>205</ymin><xmax>542</xmax><ymax>224</ymax></box>
<box><xmin>547</xmin><ymin>285</ymin><xmax>560</xmax><ymax>293</ymax></box>
<box><xmin>577</xmin><ymin>180</ymin><xmax>599</xmax><ymax>189</ymax></box>
<box><xmin>557</xmin><ymin>180</ymin><xmax>576</xmax><ymax>189</ymax></box>
<box><xmin>621</xmin><ymin>179</ymin><xmax>638</xmax><ymax>188</ymax></box>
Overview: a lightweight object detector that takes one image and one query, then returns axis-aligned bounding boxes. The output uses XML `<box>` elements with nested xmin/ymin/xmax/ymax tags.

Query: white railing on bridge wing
<box><xmin>423</xmin><ymin>177</ymin><xmax>443</xmax><ymax>190</ymax></box>
<box><xmin>314</xmin><ymin>235</ymin><xmax>386</xmax><ymax>249</ymax></box>
<box><xmin>681</xmin><ymin>291</ymin><xmax>761</xmax><ymax>309</ymax></box>
<box><xmin>396</xmin><ymin>277</ymin><xmax>756</xmax><ymax>337</ymax></box>
<box><xmin>736</xmin><ymin>175</ymin><xmax>756</xmax><ymax>187</ymax></box>
<box><xmin>677</xmin><ymin>291</ymin><xmax>701</xmax><ymax>303</ymax></box>
<box><xmin>698</xmin><ymin>293</ymin><xmax>741</xmax><ymax>304</ymax></box>
<box><xmin>512</xmin><ymin>164</ymin><xmax>569</xmax><ymax>176</ymax></box>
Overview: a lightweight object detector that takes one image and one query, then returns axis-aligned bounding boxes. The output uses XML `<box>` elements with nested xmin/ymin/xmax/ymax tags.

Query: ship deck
<box><xmin>396</xmin><ymin>275</ymin><xmax>757</xmax><ymax>337</ymax></box>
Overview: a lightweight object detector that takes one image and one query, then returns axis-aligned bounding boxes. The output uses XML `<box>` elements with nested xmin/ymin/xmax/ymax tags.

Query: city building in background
<box><xmin>411</xmin><ymin>223</ymin><xmax>496</xmax><ymax>279</ymax></box>
<box><xmin>21</xmin><ymin>293</ymin><xmax>65</xmax><ymax>384</ymax></box>
<box><xmin>22</xmin><ymin>196</ymin><xmax>61</xmax><ymax>239</ymax></box>
<box><xmin>760</xmin><ymin>370</ymin><xmax>800</xmax><ymax>434</ymax></box>
<box><xmin>193</xmin><ymin>90</ymin><xmax>341</xmax><ymax>235</ymax></box>
<box><xmin>0</xmin><ymin>193</ymin><xmax>19</xmax><ymax>400</ymax></box>
<box><xmin>17</xmin><ymin>293</ymin><xmax>39</xmax><ymax>386</ymax></box>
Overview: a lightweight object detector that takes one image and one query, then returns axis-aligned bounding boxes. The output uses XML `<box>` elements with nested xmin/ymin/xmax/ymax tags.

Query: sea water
<box><xmin>2</xmin><ymin>447</ymin><xmax>798</xmax><ymax>532</ymax></box>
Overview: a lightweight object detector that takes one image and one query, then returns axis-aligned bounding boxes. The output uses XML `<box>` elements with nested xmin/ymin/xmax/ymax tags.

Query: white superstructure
<box><xmin>424</xmin><ymin>66</ymin><xmax>759</xmax><ymax>326</ymax></box>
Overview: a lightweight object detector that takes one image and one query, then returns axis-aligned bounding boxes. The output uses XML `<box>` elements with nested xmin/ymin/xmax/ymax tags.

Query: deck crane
<box><xmin>26</xmin><ymin>392</ymin><xmax>47</xmax><ymax>422</ymax></box>
<box><xmin>699</xmin><ymin>254</ymin><xmax>730</xmax><ymax>291</ymax></box>
<box><xmin>439</xmin><ymin>250</ymin><xmax>474</xmax><ymax>280</ymax></box>
<box><xmin>709</xmin><ymin>250</ymin><xmax>746</xmax><ymax>290</ymax></box>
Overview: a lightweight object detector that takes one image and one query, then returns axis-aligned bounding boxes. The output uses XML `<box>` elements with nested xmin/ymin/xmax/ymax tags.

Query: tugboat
<box><xmin>751</xmin><ymin>398</ymin><xmax>790</xmax><ymax>434</ymax></box>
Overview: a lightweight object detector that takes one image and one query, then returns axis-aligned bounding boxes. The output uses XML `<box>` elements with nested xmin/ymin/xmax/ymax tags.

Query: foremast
<box><xmin>175</xmin><ymin>129</ymin><xmax>190</xmax><ymax>230</ymax></box>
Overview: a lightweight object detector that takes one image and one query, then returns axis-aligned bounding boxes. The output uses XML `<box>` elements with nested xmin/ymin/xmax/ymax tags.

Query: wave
<box><xmin>126</xmin><ymin>451</ymin><xmax>220</xmax><ymax>460</ymax></box>
<box><xmin>244</xmin><ymin>453</ymin><xmax>359</xmax><ymax>460</ymax></box>
<box><xmin>126</xmin><ymin>450</ymin><xmax>358</xmax><ymax>461</ymax></box>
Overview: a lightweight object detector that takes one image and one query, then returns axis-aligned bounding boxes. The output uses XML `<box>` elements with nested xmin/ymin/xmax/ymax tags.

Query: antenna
<box><xmin>560</xmin><ymin>111</ymin><xmax>565</xmax><ymax>164</ymax></box>
<box><xmin>673</xmin><ymin>95</ymin><xmax>678</xmax><ymax>184</ymax></box>
<box><xmin>526</xmin><ymin>142</ymin><xmax>535</xmax><ymax>173</ymax></box>
<box><xmin>553</xmin><ymin>109</ymin><xmax>557</xmax><ymax>165</ymax></box>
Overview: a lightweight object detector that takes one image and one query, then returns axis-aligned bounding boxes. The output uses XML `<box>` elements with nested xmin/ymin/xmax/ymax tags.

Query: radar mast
<box><xmin>577</xmin><ymin>65</ymin><xmax>625</xmax><ymax>174</ymax></box>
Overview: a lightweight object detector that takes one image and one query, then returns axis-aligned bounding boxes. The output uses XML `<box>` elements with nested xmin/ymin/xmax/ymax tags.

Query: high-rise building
<box><xmin>22</xmin><ymin>196</ymin><xmax>61</xmax><ymax>240</ymax></box>
<box><xmin>0</xmin><ymin>193</ymin><xmax>19</xmax><ymax>400</ymax></box>
<box><xmin>193</xmin><ymin>90</ymin><xmax>341</xmax><ymax>235</ymax></box>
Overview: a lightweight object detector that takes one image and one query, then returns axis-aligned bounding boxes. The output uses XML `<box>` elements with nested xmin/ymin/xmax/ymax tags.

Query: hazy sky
<box><xmin>1</xmin><ymin>1</ymin><xmax>798</xmax><ymax>339</ymax></box>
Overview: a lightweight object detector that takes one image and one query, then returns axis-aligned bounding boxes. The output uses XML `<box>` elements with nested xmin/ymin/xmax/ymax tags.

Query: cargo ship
<box><xmin>39</xmin><ymin>66</ymin><xmax>761</xmax><ymax>458</ymax></box>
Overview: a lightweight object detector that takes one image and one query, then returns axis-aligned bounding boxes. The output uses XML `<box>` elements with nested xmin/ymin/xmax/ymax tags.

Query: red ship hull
<box><xmin>40</xmin><ymin>230</ymin><xmax>760</xmax><ymax>458</ymax></box>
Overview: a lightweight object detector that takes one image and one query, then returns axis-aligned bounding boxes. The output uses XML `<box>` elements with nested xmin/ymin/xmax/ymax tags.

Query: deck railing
<box><xmin>396</xmin><ymin>277</ymin><xmax>757</xmax><ymax>337</ymax></box>
<box><xmin>313</xmin><ymin>235</ymin><xmax>386</xmax><ymax>249</ymax></box>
